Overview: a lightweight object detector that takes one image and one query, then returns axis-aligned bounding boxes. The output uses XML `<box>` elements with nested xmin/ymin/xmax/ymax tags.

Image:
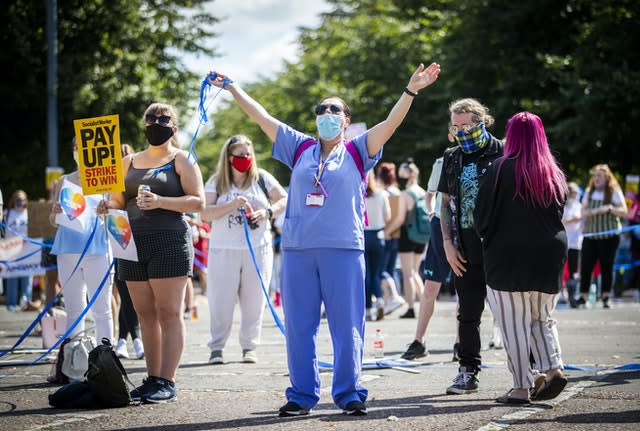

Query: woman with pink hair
<box><xmin>474</xmin><ymin>111</ymin><xmax>568</xmax><ymax>404</ymax></box>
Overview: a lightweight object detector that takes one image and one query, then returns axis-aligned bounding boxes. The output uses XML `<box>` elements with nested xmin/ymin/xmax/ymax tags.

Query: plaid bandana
<box><xmin>455</xmin><ymin>122</ymin><xmax>489</xmax><ymax>153</ymax></box>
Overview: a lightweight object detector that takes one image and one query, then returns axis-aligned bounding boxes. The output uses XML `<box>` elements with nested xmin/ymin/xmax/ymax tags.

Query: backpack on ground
<box><xmin>405</xmin><ymin>188</ymin><xmax>431</xmax><ymax>244</ymax></box>
<box><xmin>85</xmin><ymin>338</ymin><xmax>135</xmax><ymax>408</ymax></box>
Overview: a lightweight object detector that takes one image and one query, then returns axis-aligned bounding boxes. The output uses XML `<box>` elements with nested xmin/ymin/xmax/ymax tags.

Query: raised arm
<box><xmin>208</xmin><ymin>73</ymin><xmax>281</xmax><ymax>142</ymax></box>
<box><xmin>366</xmin><ymin>63</ymin><xmax>440</xmax><ymax>157</ymax></box>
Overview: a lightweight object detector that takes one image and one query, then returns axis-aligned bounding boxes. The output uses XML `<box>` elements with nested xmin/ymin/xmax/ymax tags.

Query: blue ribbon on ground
<box><xmin>239</xmin><ymin>208</ymin><xmax>286</xmax><ymax>335</ymax></box>
<box><xmin>0</xmin><ymin>217</ymin><xmax>101</xmax><ymax>358</ymax></box>
<box><xmin>30</xmin><ymin>258</ymin><xmax>115</xmax><ymax>365</ymax></box>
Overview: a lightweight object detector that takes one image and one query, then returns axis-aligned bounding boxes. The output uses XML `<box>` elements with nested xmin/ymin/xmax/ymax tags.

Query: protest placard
<box><xmin>73</xmin><ymin>114</ymin><xmax>124</xmax><ymax>195</ymax></box>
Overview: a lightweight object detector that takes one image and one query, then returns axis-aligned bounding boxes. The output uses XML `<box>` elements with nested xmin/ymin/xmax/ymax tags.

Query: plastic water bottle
<box><xmin>587</xmin><ymin>283</ymin><xmax>597</xmax><ymax>308</ymax></box>
<box><xmin>373</xmin><ymin>328</ymin><xmax>384</xmax><ymax>358</ymax></box>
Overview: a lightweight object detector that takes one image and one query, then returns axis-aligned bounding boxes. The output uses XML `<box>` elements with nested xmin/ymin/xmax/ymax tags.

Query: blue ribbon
<box><xmin>187</xmin><ymin>72</ymin><xmax>234</xmax><ymax>163</ymax></box>
<box><xmin>239</xmin><ymin>208</ymin><xmax>286</xmax><ymax>335</ymax></box>
<box><xmin>0</xmin><ymin>222</ymin><xmax>53</xmax><ymax>249</ymax></box>
<box><xmin>583</xmin><ymin>224</ymin><xmax>639</xmax><ymax>238</ymax></box>
<box><xmin>30</xmin><ymin>258</ymin><xmax>116</xmax><ymax>365</ymax></box>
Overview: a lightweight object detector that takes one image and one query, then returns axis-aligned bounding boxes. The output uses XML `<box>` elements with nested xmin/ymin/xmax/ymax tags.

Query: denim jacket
<box><xmin>441</xmin><ymin>135</ymin><xmax>503</xmax><ymax>253</ymax></box>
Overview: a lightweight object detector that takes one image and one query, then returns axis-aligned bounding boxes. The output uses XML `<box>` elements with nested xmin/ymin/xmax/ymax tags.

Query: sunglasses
<box><xmin>145</xmin><ymin>114</ymin><xmax>172</xmax><ymax>126</ymax></box>
<box><xmin>315</xmin><ymin>104</ymin><xmax>343</xmax><ymax>115</ymax></box>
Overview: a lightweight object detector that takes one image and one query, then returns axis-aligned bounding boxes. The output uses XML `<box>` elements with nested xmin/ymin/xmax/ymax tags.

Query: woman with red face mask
<box><xmin>201</xmin><ymin>134</ymin><xmax>287</xmax><ymax>365</ymax></box>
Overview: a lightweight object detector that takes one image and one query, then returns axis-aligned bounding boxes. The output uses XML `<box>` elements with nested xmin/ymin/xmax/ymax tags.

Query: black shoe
<box><xmin>343</xmin><ymin>400</ymin><xmax>367</xmax><ymax>416</ymax></box>
<box><xmin>446</xmin><ymin>366</ymin><xmax>479</xmax><ymax>394</ymax></box>
<box><xmin>278</xmin><ymin>401</ymin><xmax>309</xmax><ymax>417</ymax></box>
<box><xmin>144</xmin><ymin>377</ymin><xmax>177</xmax><ymax>403</ymax></box>
<box><xmin>575</xmin><ymin>297</ymin><xmax>586</xmax><ymax>308</ymax></box>
<box><xmin>602</xmin><ymin>296</ymin><xmax>610</xmax><ymax>309</ymax></box>
<box><xmin>401</xmin><ymin>340</ymin><xmax>427</xmax><ymax>360</ymax></box>
<box><xmin>452</xmin><ymin>343</ymin><xmax>460</xmax><ymax>362</ymax></box>
<box><xmin>130</xmin><ymin>376</ymin><xmax>159</xmax><ymax>402</ymax></box>
<box><xmin>399</xmin><ymin>308</ymin><xmax>415</xmax><ymax>319</ymax></box>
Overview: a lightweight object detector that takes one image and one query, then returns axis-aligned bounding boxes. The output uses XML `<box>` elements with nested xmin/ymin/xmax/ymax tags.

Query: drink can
<box><xmin>138</xmin><ymin>184</ymin><xmax>150</xmax><ymax>197</ymax></box>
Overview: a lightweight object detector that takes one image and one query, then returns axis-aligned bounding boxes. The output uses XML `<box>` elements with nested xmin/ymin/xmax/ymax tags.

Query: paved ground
<box><xmin>0</xmin><ymin>292</ymin><xmax>639</xmax><ymax>431</ymax></box>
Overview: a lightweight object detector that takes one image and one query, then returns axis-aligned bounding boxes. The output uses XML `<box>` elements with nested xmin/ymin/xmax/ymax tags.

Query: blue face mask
<box><xmin>316</xmin><ymin>114</ymin><xmax>343</xmax><ymax>141</ymax></box>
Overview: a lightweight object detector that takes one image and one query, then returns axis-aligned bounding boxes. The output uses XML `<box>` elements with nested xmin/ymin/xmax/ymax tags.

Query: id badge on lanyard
<box><xmin>306</xmin><ymin>145</ymin><xmax>336</xmax><ymax>207</ymax></box>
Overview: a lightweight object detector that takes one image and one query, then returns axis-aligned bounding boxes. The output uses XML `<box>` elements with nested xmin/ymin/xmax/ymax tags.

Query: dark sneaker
<box><xmin>343</xmin><ymin>400</ymin><xmax>367</xmax><ymax>416</ymax></box>
<box><xmin>452</xmin><ymin>343</ymin><xmax>460</xmax><ymax>362</ymax></box>
<box><xmin>144</xmin><ymin>377</ymin><xmax>177</xmax><ymax>404</ymax></box>
<box><xmin>208</xmin><ymin>350</ymin><xmax>224</xmax><ymax>364</ymax></box>
<box><xmin>602</xmin><ymin>296</ymin><xmax>610</xmax><ymax>309</ymax></box>
<box><xmin>278</xmin><ymin>401</ymin><xmax>309</xmax><ymax>417</ymax></box>
<box><xmin>399</xmin><ymin>308</ymin><xmax>415</xmax><ymax>319</ymax></box>
<box><xmin>130</xmin><ymin>376</ymin><xmax>158</xmax><ymax>402</ymax></box>
<box><xmin>446</xmin><ymin>367</ymin><xmax>479</xmax><ymax>394</ymax></box>
<box><xmin>401</xmin><ymin>340</ymin><xmax>427</xmax><ymax>360</ymax></box>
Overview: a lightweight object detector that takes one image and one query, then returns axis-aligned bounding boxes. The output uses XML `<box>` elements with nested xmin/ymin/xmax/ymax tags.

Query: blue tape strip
<box><xmin>240</xmin><ymin>208</ymin><xmax>286</xmax><ymax>335</ymax></box>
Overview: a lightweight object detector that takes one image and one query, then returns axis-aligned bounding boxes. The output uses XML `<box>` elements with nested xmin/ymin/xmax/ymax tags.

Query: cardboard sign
<box><xmin>73</xmin><ymin>114</ymin><xmax>125</xmax><ymax>195</ymax></box>
<box><xmin>0</xmin><ymin>238</ymin><xmax>45</xmax><ymax>278</ymax></box>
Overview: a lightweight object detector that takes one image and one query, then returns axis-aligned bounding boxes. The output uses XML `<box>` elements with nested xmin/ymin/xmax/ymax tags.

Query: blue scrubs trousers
<box><xmin>281</xmin><ymin>248</ymin><xmax>368</xmax><ymax>410</ymax></box>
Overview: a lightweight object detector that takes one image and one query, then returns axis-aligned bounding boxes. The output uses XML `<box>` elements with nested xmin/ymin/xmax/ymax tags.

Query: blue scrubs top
<box><xmin>272</xmin><ymin>124</ymin><xmax>382</xmax><ymax>251</ymax></box>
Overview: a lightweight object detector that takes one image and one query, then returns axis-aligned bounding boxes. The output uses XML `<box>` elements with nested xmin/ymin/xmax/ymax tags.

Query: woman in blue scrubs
<box><xmin>208</xmin><ymin>62</ymin><xmax>440</xmax><ymax>417</ymax></box>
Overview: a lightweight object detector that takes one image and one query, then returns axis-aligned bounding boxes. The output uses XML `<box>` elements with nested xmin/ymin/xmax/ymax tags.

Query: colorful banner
<box><xmin>0</xmin><ymin>238</ymin><xmax>45</xmax><ymax>278</ymax></box>
<box><xmin>0</xmin><ymin>237</ymin><xmax>24</xmax><ymax>262</ymax></box>
<box><xmin>105</xmin><ymin>209</ymin><xmax>138</xmax><ymax>261</ymax></box>
<box><xmin>73</xmin><ymin>114</ymin><xmax>124</xmax><ymax>195</ymax></box>
<box><xmin>55</xmin><ymin>179</ymin><xmax>100</xmax><ymax>233</ymax></box>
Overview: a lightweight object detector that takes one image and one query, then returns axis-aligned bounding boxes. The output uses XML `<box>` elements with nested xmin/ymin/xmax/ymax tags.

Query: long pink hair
<box><xmin>500</xmin><ymin>112</ymin><xmax>567</xmax><ymax>207</ymax></box>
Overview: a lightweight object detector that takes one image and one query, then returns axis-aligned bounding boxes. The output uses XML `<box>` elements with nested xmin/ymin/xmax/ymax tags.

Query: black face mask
<box><xmin>397</xmin><ymin>177</ymin><xmax>409</xmax><ymax>189</ymax></box>
<box><xmin>145</xmin><ymin>123</ymin><xmax>174</xmax><ymax>146</ymax></box>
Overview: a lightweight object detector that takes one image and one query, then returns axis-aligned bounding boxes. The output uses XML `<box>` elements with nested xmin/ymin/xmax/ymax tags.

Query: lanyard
<box><xmin>313</xmin><ymin>143</ymin><xmax>339</xmax><ymax>196</ymax></box>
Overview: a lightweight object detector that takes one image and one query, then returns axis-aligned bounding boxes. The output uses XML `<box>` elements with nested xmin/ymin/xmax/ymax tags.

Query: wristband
<box><xmin>404</xmin><ymin>87</ymin><xmax>418</xmax><ymax>97</ymax></box>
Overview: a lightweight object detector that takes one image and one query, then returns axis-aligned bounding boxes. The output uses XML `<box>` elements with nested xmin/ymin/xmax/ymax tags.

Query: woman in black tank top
<box><xmin>98</xmin><ymin>102</ymin><xmax>205</xmax><ymax>404</ymax></box>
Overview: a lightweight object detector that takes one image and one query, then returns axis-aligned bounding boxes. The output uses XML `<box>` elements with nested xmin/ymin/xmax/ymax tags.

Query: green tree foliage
<box><xmin>0</xmin><ymin>0</ymin><xmax>218</xmax><ymax>199</ymax></box>
<box><xmin>207</xmin><ymin>0</ymin><xmax>639</xmax><ymax>187</ymax></box>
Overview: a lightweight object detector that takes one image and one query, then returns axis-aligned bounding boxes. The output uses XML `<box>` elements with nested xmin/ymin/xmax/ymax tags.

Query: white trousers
<box><xmin>57</xmin><ymin>253</ymin><xmax>114</xmax><ymax>343</ymax></box>
<box><xmin>206</xmin><ymin>246</ymin><xmax>273</xmax><ymax>351</ymax></box>
<box><xmin>486</xmin><ymin>287</ymin><xmax>563</xmax><ymax>389</ymax></box>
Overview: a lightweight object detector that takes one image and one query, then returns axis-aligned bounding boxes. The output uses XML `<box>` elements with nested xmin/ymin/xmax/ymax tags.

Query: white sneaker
<box><xmin>115</xmin><ymin>338</ymin><xmax>129</xmax><ymax>359</ymax></box>
<box><xmin>384</xmin><ymin>297</ymin><xmax>406</xmax><ymax>315</ymax></box>
<box><xmin>133</xmin><ymin>338</ymin><xmax>145</xmax><ymax>359</ymax></box>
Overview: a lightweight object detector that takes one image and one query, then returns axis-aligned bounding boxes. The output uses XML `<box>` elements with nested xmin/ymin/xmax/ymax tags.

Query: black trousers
<box><xmin>453</xmin><ymin>262</ymin><xmax>486</xmax><ymax>371</ymax></box>
<box><xmin>579</xmin><ymin>236</ymin><xmax>620</xmax><ymax>296</ymax></box>
<box><xmin>116</xmin><ymin>278</ymin><xmax>141</xmax><ymax>340</ymax></box>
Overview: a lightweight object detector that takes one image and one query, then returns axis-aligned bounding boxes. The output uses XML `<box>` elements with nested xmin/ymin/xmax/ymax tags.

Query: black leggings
<box><xmin>116</xmin><ymin>278</ymin><xmax>141</xmax><ymax>341</ymax></box>
<box><xmin>579</xmin><ymin>236</ymin><xmax>620</xmax><ymax>297</ymax></box>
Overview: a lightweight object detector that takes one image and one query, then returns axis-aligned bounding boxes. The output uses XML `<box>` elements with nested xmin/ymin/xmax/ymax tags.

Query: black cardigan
<box><xmin>473</xmin><ymin>159</ymin><xmax>567</xmax><ymax>294</ymax></box>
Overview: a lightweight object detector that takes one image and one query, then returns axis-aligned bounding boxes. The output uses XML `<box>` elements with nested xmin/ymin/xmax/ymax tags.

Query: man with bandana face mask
<box><xmin>437</xmin><ymin>98</ymin><xmax>504</xmax><ymax>395</ymax></box>
<box><xmin>208</xmin><ymin>62</ymin><xmax>440</xmax><ymax>418</ymax></box>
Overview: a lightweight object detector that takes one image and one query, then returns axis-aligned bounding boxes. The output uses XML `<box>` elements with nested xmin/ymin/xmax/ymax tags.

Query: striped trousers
<box><xmin>486</xmin><ymin>287</ymin><xmax>564</xmax><ymax>389</ymax></box>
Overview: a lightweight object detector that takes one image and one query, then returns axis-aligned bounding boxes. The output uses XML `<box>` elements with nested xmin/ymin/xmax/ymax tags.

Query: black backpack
<box><xmin>85</xmin><ymin>338</ymin><xmax>135</xmax><ymax>407</ymax></box>
<box><xmin>49</xmin><ymin>338</ymin><xmax>136</xmax><ymax>409</ymax></box>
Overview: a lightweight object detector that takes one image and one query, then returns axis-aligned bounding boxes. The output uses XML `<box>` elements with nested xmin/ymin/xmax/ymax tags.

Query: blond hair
<box><xmin>449</xmin><ymin>98</ymin><xmax>495</xmax><ymax>127</ymax></box>
<box><xmin>213</xmin><ymin>135</ymin><xmax>259</xmax><ymax>195</ymax></box>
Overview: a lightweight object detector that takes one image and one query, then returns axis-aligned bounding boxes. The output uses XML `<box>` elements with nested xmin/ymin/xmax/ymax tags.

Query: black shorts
<box><xmin>423</xmin><ymin>217</ymin><xmax>450</xmax><ymax>282</ymax></box>
<box><xmin>118</xmin><ymin>229</ymin><xmax>193</xmax><ymax>281</ymax></box>
<box><xmin>398</xmin><ymin>225</ymin><xmax>427</xmax><ymax>254</ymax></box>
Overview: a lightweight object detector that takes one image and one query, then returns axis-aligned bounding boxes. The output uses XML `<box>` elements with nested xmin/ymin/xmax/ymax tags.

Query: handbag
<box><xmin>60</xmin><ymin>333</ymin><xmax>96</xmax><ymax>382</ymax></box>
<box><xmin>41</xmin><ymin>308</ymin><xmax>67</xmax><ymax>349</ymax></box>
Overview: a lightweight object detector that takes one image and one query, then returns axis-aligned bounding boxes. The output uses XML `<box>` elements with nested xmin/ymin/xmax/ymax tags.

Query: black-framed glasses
<box><xmin>448</xmin><ymin>123</ymin><xmax>477</xmax><ymax>135</ymax></box>
<box><xmin>145</xmin><ymin>114</ymin><xmax>172</xmax><ymax>126</ymax></box>
<box><xmin>315</xmin><ymin>104</ymin><xmax>343</xmax><ymax>115</ymax></box>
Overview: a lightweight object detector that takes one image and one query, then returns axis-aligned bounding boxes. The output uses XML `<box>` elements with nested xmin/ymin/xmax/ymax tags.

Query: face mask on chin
<box><xmin>145</xmin><ymin>123</ymin><xmax>174</xmax><ymax>146</ymax></box>
<box><xmin>397</xmin><ymin>177</ymin><xmax>409</xmax><ymax>189</ymax></box>
<box><xmin>316</xmin><ymin>114</ymin><xmax>343</xmax><ymax>141</ymax></box>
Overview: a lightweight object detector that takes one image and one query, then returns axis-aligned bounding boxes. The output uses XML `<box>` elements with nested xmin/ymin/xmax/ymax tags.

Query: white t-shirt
<box><xmin>427</xmin><ymin>157</ymin><xmax>443</xmax><ymax>217</ymax></box>
<box><xmin>365</xmin><ymin>191</ymin><xmax>390</xmax><ymax>231</ymax></box>
<box><xmin>204</xmin><ymin>170</ymin><xmax>279</xmax><ymax>250</ymax></box>
<box><xmin>5</xmin><ymin>208</ymin><xmax>28</xmax><ymax>238</ymax></box>
<box><xmin>562</xmin><ymin>198</ymin><xmax>583</xmax><ymax>250</ymax></box>
<box><xmin>582</xmin><ymin>188</ymin><xmax>625</xmax><ymax>207</ymax></box>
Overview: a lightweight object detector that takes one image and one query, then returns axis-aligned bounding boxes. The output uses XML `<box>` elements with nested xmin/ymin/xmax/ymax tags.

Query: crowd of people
<box><xmin>3</xmin><ymin>61</ymin><xmax>640</xmax><ymax>414</ymax></box>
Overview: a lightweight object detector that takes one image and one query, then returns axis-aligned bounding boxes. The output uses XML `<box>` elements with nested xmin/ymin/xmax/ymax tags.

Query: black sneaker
<box><xmin>452</xmin><ymin>343</ymin><xmax>460</xmax><ymax>362</ymax></box>
<box><xmin>144</xmin><ymin>377</ymin><xmax>177</xmax><ymax>403</ymax></box>
<box><xmin>343</xmin><ymin>400</ymin><xmax>367</xmax><ymax>416</ymax></box>
<box><xmin>401</xmin><ymin>340</ymin><xmax>427</xmax><ymax>360</ymax></box>
<box><xmin>602</xmin><ymin>296</ymin><xmax>610</xmax><ymax>309</ymax></box>
<box><xmin>446</xmin><ymin>367</ymin><xmax>479</xmax><ymax>394</ymax></box>
<box><xmin>130</xmin><ymin>376</ymin><xmax>158</xmax><ymax>402</ymax></box>
<box><xmin>278</xmin><ymin>401</ymin><xmax>309</xmax><ymax>417</ymax></box>
<box><xmin>399</xmin><ymin>308</ymin><xmax>415</xmax><ymax>319</ymax></box>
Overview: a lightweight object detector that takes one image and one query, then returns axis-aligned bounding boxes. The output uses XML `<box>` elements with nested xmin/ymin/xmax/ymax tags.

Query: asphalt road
<box><xmin>1</xmin><ymin>292</ymin><xmax>638</xmax><ymax>431</ymax></box>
